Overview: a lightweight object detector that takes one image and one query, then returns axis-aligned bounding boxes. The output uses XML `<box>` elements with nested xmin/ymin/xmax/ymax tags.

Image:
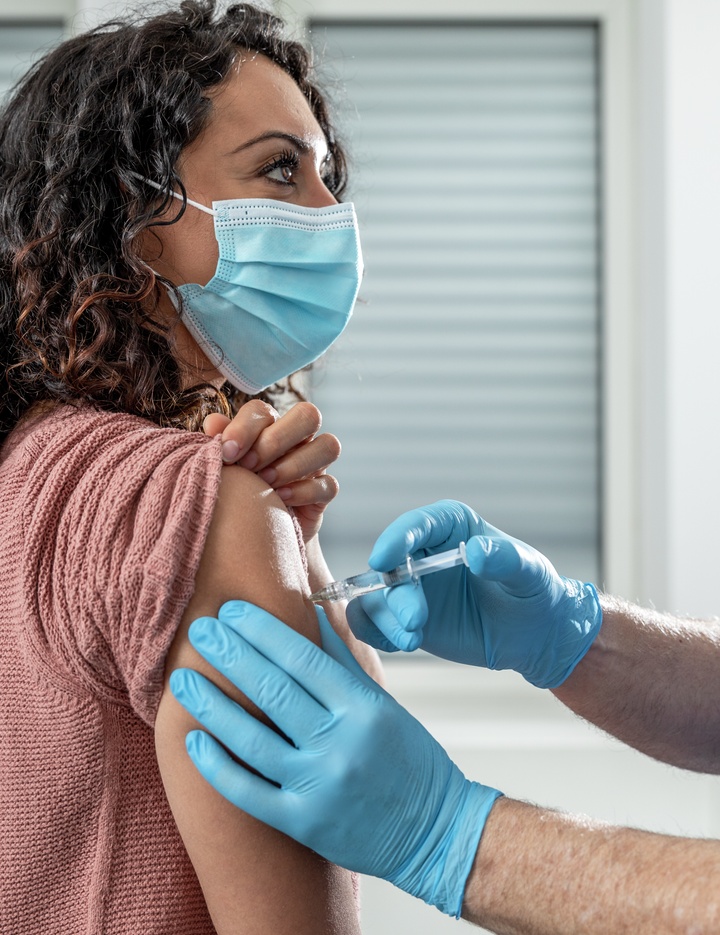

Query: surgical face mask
<box><xmin>135</xmin><ymin>175</ymin><xmax>363</xmax><ymax>395</ymax></box>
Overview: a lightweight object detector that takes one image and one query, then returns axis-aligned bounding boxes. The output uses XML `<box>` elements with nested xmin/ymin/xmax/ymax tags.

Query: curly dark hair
<box><xmin>0</xmin><ymin>0</ymin><xmax>347</xmax><ymax>445</ymax></box>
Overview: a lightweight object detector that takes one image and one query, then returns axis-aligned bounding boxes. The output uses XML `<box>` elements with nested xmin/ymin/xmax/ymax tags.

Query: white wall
<box><xmin>638</xmin><ymin>0</ymin><xmax>720</xmax><ymax>617</ymax></box>
<box><xmin>664</xmin><ymin>0</ymin><xmax>720</xmax><ymax>618</ymax></box>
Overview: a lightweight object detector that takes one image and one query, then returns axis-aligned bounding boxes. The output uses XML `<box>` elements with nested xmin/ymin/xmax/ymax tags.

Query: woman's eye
<box><xmin>261</xmin><ymin>151</ymin><xmax>300</xmax><ymax>186</ymax></box>
<box><xmin>265</xmin><ymin>164</ymin><xmax>295</xmax><ymax>184</ymax></box>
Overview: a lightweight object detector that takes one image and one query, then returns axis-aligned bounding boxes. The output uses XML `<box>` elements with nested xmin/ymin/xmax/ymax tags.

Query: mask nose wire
<box><xmin>127</xmin><ymin>171</ymin><xmax>217</xmax><ymax>217</ymax></box>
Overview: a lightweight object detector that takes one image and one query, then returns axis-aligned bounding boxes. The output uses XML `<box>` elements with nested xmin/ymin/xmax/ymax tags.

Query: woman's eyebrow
<box><xmin>225</xmin><ymin>131</ymin><xmax>314</xmax><ymax>157</ymax></box>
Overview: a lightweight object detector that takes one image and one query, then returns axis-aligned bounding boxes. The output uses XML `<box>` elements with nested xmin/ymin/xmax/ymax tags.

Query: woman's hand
<box><xmin>203</xmin><ymin>400</ymin><xmax>340</xmax><ymax>542</ymax></box>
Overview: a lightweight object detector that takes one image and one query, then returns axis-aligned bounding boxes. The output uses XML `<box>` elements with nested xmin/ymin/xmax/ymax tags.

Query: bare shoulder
<box><xmin>194</xmin><ymin>464</ymin><xmax>315</xmax><ymax>631</ymax></box>
<box><xmin>160</xmin><ymin>463</ymin><xmax>320</xmax><ymax>724</ymax></box>
<box><xmin>154</xmin><ymin>464</ymin><xmax>358</xmax><ymax>934</ymax></box>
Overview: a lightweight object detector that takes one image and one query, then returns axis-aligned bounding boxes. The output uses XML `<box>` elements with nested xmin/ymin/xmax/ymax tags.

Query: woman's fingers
<box><xmin>203</xmin><ymin>400</ymin><xmax>279</xmax><ymax>464</ymax></box>
<box><xmin>203</xmin><ymin>402</ymin><xmax>341</xmax><ymax>503</ymax></box>
<box><xmin>202</xmin><ymin>412</ymin><xmax>231</xmax><ymax>439</ymax></box>
<box><xmin>277</xmin><ymin>474</ymin><xmax>338</xmax><ymax>542</ymax></box>
<box><xmin>239</xmin><ymin>402</ymin><xmax>323</xmax><ymax>472</ymax></box>
<box><xmin>257</xmin><ymin>434</ymin><xmax>341</xmax><ymax>490</ymax></box>
<box><xmin>291</xmin><ymin>502</ymin><xmax>330</xmax><ymax>544</ymax></box>
<box><xmin>274</xmin><ymin>472</ymin><xmax>339</xmax><ymax>506</ymax></box>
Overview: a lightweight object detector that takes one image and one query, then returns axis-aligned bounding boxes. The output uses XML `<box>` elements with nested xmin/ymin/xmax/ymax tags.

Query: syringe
<box><xmin>309</xmin><ymin>542</ymin><xmax>468</xmax><ymax>603</ymax></box>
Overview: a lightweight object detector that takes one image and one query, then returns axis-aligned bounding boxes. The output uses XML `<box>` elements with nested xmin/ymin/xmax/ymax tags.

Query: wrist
<box><xmin>388</xmin><ymin>772</ymin><xmax>503</xmax><ymax>917</ymax></box>
<box><xmin>551</xmin><ymin>592</ymin><xmax>628</xmax><ymax>711</ymax></box>
<box><xmin>460</xmin><ymin>796</ymin><xmax>534</xmax><ymax>927</ymax></box>
<box><xmin>439</xmin><ymin>781</ymin><xmax>504</xmax><ymax>918</ymax></box>
<box><xmin>527</xmin><ymin>580</ymin><xmax>603</xmax><ymax>690</ymax></box>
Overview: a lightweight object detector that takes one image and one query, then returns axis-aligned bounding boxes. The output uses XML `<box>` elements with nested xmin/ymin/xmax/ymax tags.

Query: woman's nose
<box><xmin>299</xmin><ymin>168</ymin><xmax>338</xmax><ymax>208</ymax></box>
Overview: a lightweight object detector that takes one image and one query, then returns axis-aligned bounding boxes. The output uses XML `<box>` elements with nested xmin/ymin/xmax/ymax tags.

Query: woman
<box><xmin>0</xmin><ymin>3</ymin><xmax>380</xmax><ymax>932</ymax></box>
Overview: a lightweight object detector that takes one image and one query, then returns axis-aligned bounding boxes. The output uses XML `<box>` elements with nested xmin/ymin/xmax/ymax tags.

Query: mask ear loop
<box><xmin>126</xmin><ymin>172</ymin><xmax>193</xmax><ymax>309</ymax></box>
<box><xmin>127</xmin><ymin>171</ymin><xmax>216</xmax><ymax>217</ymax></box>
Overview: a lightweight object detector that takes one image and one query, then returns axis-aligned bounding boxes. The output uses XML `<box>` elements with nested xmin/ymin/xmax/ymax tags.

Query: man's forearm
<box><xmin>462</xmin><ymin>797</ymin><xmax>720</xmax><ymax>934</ymax></box>
<box><xmin>551</xmin><ymin>595</ymin><xmax>720</xmax><ymax>772</ymax></box>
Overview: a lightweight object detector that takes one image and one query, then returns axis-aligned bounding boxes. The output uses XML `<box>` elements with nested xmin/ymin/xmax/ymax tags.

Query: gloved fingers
<box><xmin>171</xmin><ymin>668</ymin><xmax>295</xmax><ymax>782</ymax></box>
<box><xmin>385</xmin><ymin>581</ymin><xmax>428</xmax><ymax>634</ymax></box>
<box><xmin>345</xmin><ymin>597</ymin><xmax>403</xmax><ymax>653</ymax></box>
<box><xmin>185</xmin><ymin>729</ymin><xmax>290</xmax><ymax>829</ymax></box>
<box><xmin>466</xmin><ymin>535</ymin><xmax>548</xmax><ymax>595</ymax></box>
<box><xmin>217</xmin><ymin>600</ymin><xmax>377</xmax><ymax>711</ymax></box>
<box><xmin>368</xmin><ymin>500</ymin><xmax>481</xmax><ymax>571</ymax></box>
<box><xmin>347</xmin><ymin>587</ymin><xmax>425</xmax><ymax>652</ymax></box>
<box><xmin>187</xmin><ymin>617</ymin><xmax>330</xmax><ymax>740</ymax></box>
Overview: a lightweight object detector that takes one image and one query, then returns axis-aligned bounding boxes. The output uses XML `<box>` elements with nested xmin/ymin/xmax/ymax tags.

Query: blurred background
<box><xmin>2</xmin><ymin>1</ymin><xmax>719</xmax><ymax>932</ymax></box>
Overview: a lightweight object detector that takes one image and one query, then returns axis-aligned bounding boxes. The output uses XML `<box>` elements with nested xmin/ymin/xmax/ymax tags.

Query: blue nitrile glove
<box><xmin>346</xmin><ymin>500</ymin><xmax>602</xmax><ymax>690</ymax></box>
<box><xmin>170</xmin><ymin>600</ymin><xmax>502</xmax><ymax>918</ymax></box>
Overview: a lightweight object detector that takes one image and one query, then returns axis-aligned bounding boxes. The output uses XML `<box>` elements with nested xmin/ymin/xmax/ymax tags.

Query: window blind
<box><xmin>309</xmin><ymin>23</ymin><xmax>601</xmax><ymax>585</ymax></box>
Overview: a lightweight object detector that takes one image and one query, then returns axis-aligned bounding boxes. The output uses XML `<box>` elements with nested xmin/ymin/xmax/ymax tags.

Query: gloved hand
<box><xmin>170</xmin><ymin>601</ymin><xmax>502</xmax><ymax>918</ymax></box>
<box><xmin>347</xmin><ymin>500</ymin><xmax>602</xmax><ymax>689</ymax></box>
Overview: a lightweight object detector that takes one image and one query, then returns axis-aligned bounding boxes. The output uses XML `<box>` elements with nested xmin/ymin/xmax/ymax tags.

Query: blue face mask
<box><xmin>136</xmin><ymin>177</ymin><xmax>363</xmax><ymax>394</ymax></box>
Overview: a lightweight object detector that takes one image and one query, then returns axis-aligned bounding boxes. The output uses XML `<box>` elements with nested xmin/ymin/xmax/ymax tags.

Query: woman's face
<box><xmin>142</xmin><ymin>52</ymin><xmax>337</xmax><ymax>387</ymax></box>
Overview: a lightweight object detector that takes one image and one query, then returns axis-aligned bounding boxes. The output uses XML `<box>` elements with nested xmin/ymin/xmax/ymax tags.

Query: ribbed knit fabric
<box><xmin>0</xmin><ymin>403</ymin><xmax>225</xmax><ymax>933</ymax></box>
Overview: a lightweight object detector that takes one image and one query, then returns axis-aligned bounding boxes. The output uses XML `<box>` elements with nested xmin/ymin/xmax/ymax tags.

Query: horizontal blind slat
<box><xmin>310</xmin><ymin>23</ymin><xmax>601</xmax><ymax>585</ymax></box>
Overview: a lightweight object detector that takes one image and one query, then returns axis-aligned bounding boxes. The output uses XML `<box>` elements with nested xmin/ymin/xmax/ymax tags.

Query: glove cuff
<box><xmin>388</xmin><ymin>775</ymin><xmax>503</xmax><ymax>917</ymax></box>
<box><xmin>439</xmin><ymin>782</ymin><xmax>504</xmax><ymax>918</ymax></box>
<box><xmin>528</xmin><ymin>580</ymin><xmax>603</xmax><ymax>689</ymax></box>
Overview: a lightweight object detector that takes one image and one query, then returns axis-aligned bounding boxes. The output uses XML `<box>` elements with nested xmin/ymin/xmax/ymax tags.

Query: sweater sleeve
<box><xmin>22</xmin><ymin>406</ymin><xmax>223</xmax><ymax>727</ymax></box>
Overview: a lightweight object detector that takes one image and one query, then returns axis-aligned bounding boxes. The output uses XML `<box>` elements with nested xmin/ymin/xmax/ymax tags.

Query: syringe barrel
<box><xmin>408</xmin><ymin>543</ymin><xmax>468</xmax><ymax>579</ymax></box>
<box><xmin>379</xmin><ymin>563</ymin><xmax>413</xmax><ymax>587</ymax></box>
<box><xmin>380</xmin><ymin>545</ymin><xmax>468</xmax><ymax>588</ymax></box>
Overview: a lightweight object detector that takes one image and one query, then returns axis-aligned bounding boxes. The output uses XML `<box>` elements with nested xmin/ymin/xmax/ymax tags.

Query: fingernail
<box><xmin>221</xmin><ymin>440</ymin><xmax>240</xmax><ymax>463</ymax></box>
<box><xmin>240</xmin><ymin>450</ymin><xmax>258</xmax><ymax>470</ymax></box>
<box><xmin>259</xmin><ymin>467</ymin><xmax>277</xmax><ymax>484</ymax></box>
<box><xmin>276</xmin><ymin>487</ymin><xmax>292</xmax><ymax>501</ymax></box>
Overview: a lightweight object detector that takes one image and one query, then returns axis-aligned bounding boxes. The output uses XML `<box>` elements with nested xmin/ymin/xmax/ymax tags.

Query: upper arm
<box><xmin>155</xmin><ymin>466</ymin><xmax>360</xmax><ymax>935</ymax></box>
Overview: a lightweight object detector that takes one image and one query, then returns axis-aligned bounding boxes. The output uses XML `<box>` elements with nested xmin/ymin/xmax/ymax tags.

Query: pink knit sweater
<box><xmin>0</xmin><ymin>403</ymin><xmax>224</xmax><ymax>933</ymax></box>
